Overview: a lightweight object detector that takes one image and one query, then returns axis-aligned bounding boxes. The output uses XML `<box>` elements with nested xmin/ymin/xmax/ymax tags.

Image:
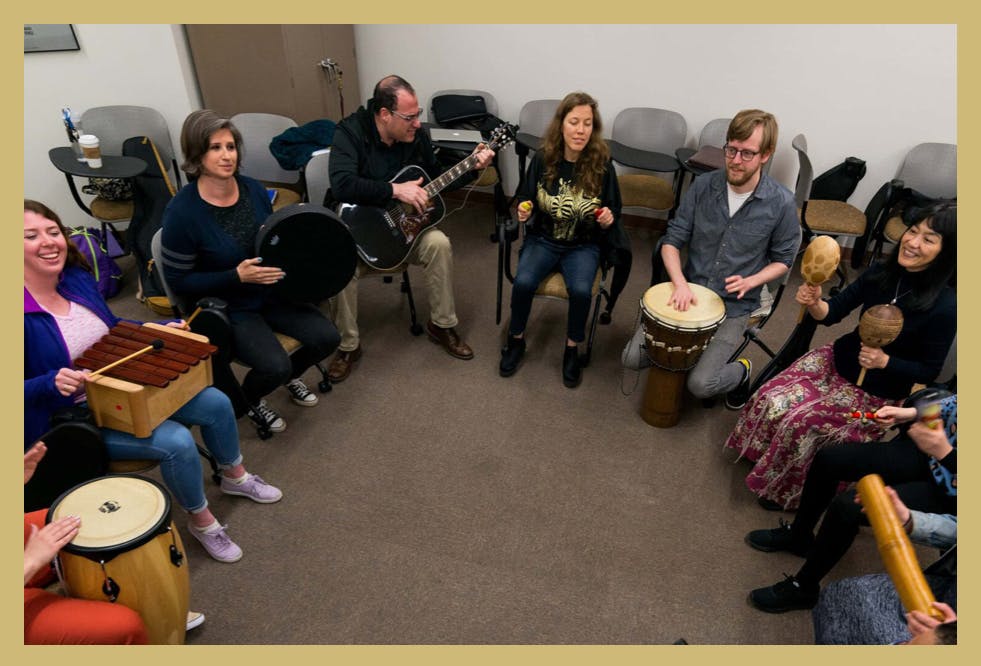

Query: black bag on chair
<box><xmin>810</xmin><ymin>156</ymin><xmax>866</xmax><ymax>202</ymax></box>
<box><xmin>25</xmin><ymin>419</ymin><xmax>109</xmax><ymax>512</ymax></box>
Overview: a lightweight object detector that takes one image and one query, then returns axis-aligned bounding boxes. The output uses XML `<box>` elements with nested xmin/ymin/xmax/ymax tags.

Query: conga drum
<box><xmin>640</xmin><ymin>282</ymin><xmax>726</xmax><ymax>428</ymax></box>
<box><xmin>47</xmin><ymin>475</ymin><xmax>190</xmax><ymax>644</ymax></box>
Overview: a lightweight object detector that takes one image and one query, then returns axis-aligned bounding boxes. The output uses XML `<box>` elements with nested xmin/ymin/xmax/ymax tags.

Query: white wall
<box><xmin>24</xmin><ymin>24</ymin><xmax>200</xmax><ymax>227</ymax></box>
<box><xmin>353</xmin><ymin>24</ymin><xmax>956</xmax><ymax>210</ymax></box>
<box><xmin>25</xmin><ymin>24</ymin><xmax>955</xmax><ymax>223</ymax></box>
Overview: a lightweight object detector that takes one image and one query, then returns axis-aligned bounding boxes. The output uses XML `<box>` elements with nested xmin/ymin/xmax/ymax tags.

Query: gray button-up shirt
<box><xmin>662</xmin><ymin>170</ymin><xmax>801</xmax><ymax>317</ymax></box>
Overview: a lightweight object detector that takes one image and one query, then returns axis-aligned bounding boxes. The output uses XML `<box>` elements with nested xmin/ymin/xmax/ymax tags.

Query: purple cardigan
<box><xmin>24</xmin><ymin>266</ymin><xmax>119</xmax><ymax>448</ymax></box>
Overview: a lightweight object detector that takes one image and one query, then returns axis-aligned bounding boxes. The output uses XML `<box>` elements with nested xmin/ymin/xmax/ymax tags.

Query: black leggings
<box><xmin>230</xmin><ymin>300</ymin><xmax>340</xmax><ymax>405</ymax></box>
<box><xmin>792</xmin><ymin>436</ymin><xmax>955</xmax><ymax>586</ymax></box>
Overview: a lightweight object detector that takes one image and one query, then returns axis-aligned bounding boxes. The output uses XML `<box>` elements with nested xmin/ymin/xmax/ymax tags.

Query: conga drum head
<box><xmin>48</xmin><ymin>475</ymin><xmax>170</xmax><ymax>560</ymax></box>
<box><xmin>256</xmin><ymin>203</ymin><xmax>358</xmax><ymax>304</ymax></box>
<box><xmin>642</xmin><ymin>282</ymin><xmax>725</xmax><ymax>331</ymax></box>
<box><xmin>24</xmin><ymin>421</ymin><xmax>108</xmax><ymax>513</ymax></box>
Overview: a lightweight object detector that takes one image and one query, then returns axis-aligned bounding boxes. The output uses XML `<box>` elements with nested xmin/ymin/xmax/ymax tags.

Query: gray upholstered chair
<box><xmin>229</xmin><ymin>112</ymin><xmax>304</xmax><ymax>210</ymax></box>
<box><xmin>610</xmin><ymin>107</ymin><xmax>687</xmax><ymax>220</ymax></box>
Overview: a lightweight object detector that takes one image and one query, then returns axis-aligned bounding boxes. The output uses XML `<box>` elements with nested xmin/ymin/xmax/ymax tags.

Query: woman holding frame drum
<box><xmin>160</xmin><ymin>109</ymin><xmax>340</xmax><ymax>433</ymax></box>
<box><xmin>724</xmin><ymin>202</ymin><xmax>956</xmax><ymax>511</ymax></box>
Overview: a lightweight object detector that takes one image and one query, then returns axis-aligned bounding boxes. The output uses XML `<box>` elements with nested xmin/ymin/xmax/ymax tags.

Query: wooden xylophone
<box><xmin>76</xmin><ymin>322</ymin><xmax>216</xmax><ymax>438</ymax></box>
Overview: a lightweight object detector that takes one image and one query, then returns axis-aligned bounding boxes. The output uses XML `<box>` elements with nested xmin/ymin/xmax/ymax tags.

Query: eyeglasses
<box><xmin>723</xmin><ymin>144</ymin><xmax>761</xmax><ymax>161</ymax></box>
<box><xmin>391</xmin><ymin>107</ymin><xmax>423</xmax><ymax>122</ymax></box>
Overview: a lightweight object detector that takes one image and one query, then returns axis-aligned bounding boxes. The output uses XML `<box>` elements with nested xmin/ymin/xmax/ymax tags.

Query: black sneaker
<box><xmin>749</xmin><ymin>574</ymin><xmax>819</xmax><ymax>613</ymax></box>
<box><xmin>725</xmin><ymin>358</ymin><xmax>752</xmax><ymax>410</ymax></box>
<box><xmin>562</xmin><ymin>345</ymin><xmax>582</xmax><ymax>388</ymax></box>
<box><xmin>745</xmin><ymin>518</ymin><xmax>811</xmax><ymax>555</ymax></box>
<box><xmin>499</xmin><ymin>335</ymin><xmax>526</xmax><ymax>377</ymax></box>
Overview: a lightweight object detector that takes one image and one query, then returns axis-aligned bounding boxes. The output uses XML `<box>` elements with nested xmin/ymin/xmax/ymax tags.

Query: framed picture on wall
<box><xmin>24</xmin><ymin>25</ymin><xmax>80</xmax><ymax>54</ymax></box>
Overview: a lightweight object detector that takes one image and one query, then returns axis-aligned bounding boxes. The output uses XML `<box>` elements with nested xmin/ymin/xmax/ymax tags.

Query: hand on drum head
<box><xmin>24</xmin><ymin>515</ymin><xmax>81</xmax><ymax>584</ymax></box>
<box><xmin>795</xmin><ymin>283</ymin><xmax>822</xmax><ymax>306</ymax></box>
<box><xmin>667</xmin><ymin>282</ymin><xmax>697</xmax><ymax>312</ymax></box>
<box><xmin>237</xmin><ymin>257</ymin><xmax>285</xmax><ymax>285</ymax></box>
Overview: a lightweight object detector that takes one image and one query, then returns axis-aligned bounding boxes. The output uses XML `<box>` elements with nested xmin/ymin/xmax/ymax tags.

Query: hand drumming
<box><xmin>237</xmin><ymin>257</ymin><xmax>285</xmax><ymax>285</ymax></box>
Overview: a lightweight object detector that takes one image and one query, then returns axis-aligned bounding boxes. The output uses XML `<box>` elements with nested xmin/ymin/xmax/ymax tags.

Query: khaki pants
<box><xmin>328</xmin><ymin>228</ymin><xmax>458</xmax><ymax>351</ymax></box>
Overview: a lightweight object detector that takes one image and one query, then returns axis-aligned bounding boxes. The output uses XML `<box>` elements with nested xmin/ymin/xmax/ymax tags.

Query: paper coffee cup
<box><xmin>79</xmin><ymin>134</ymin><xmax>102</xmax><ymax>168</ymax></box>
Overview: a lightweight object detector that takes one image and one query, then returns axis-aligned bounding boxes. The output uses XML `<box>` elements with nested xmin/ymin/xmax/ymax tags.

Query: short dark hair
<box><xmin>24</xmin><ymin>199</ymin><xmax>91</xmax><ymax>272</ymax></box>
<box><xmin>180</xmin><ymin>109</ymin><xmax>244</xmax><ymax>178</ymax></box>
<box><xmin>372</xmin><ymin>75</ymin><xmax>415</xmax><ymax>114</ymax></box>
<box><xmin>934</xmin><ymin>620</ymin><xmax>957</xmax><ymax>645</ymax></box>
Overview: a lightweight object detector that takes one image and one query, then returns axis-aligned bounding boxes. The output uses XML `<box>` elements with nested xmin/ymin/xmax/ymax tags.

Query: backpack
<box><xmin>68</xmin><ymin>226</ymin><xmax>124</xmax><ymax>299</ymax></box>
<box><xmin>810</xmin><ymin>156</ymin><xmax>867</xmax><ymax>202</ymax></box>
<box><xmin>122</xmin><ymin>135</ymin><xmax>177</xmax><ymax>315</ymax></box>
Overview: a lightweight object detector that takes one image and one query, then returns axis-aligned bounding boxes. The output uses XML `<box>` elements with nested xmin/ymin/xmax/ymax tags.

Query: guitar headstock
<box><xmin>487</xmin><ymin>122</ymin><xmax>518</xmax><ymax>152</ymax></box>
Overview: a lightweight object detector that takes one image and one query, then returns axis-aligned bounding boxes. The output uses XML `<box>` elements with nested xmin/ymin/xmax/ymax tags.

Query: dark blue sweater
<box><xmin>160</xmin><ymin>175</ymin><xmax>273</xmax><ymax>312</ymax></box>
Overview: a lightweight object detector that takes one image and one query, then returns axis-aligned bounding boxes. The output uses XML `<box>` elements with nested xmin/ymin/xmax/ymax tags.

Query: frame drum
<box><xmin>255</xmin><ymin>203</ymin><xmax>358</xmax><ymax>304</ymax></box>
<box><xmin>47</xmin><ymin>475</ymin><xmax>190</xmax><ymax>644</ymax></box>
<box><xmin>639</xmin><ymin>282</ymin><xmax>725</xmax><ymax>428</ymax></box>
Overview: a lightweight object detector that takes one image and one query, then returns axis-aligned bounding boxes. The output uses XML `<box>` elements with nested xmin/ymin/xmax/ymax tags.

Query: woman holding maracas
<box><xmin>724</xmin><ymin>201</ymin><xmax>956</xmax><ymax>510</ymax></box>
<box><xmin>499</xmin><ymin>91</ymin><xmax>626</xmax><ymax>388</ymax></box>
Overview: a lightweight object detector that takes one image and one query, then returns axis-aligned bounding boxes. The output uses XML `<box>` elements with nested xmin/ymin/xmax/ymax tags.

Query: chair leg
<box><xmin>197</xmin><ymin>445</ymin><xmax>222</xmax><ymax>485</ymax></box>
<box><xmin>314</xmin><ymin>362</ymin><xmax>332</xmax><ymax>393</ymax></box>
<box><xmin>402</xmin><ymin>271</ymin><xmax>423</xmax><ymax>336</ymax></box>
<box><xmin>582</xmin><ymin>289</ymin><xmax>606</xmax><ymax>367</ymax></box>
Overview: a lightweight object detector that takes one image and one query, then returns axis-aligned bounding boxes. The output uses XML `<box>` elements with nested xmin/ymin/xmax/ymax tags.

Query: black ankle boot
<box><xmin>499</xmin><ymin>335</ymin><xmax>526</xmax><ymax>377</ymax></box>
<box><xmin>562</xmin><ymin>345</ymin><xmax>582</xmax><ymax>388</ymax></box>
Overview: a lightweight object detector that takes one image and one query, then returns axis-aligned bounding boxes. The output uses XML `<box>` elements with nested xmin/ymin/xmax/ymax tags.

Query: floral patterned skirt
<box><xmin>723</xmin><ymin>344</ymin><xmax>897</xmax><ymax>510</ymax></box>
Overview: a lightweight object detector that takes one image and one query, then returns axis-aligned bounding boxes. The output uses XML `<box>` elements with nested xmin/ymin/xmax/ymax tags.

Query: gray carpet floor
<box><xmin>104</xmin><ymin>198</ymin><xmax>919</xmax><ymax>645</ymax></box>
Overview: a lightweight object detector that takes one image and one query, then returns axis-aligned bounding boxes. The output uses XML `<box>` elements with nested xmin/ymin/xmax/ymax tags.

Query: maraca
<box><xmin>856</xmin><ymin>303</ymin><xmax>904</xmax><ymax>386</ymax></box>
<box><xmin>518</xmin><ymin>200</ymin><xmax>533</xmax><ymax>214</ymax></box>
<box><xmin>798</xmin><ymin>235</ymin><xmax>841</xmax><ymax>322</ymax></box>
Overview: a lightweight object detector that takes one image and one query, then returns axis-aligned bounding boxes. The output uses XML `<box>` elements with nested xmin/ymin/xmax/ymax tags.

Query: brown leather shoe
<box><xmin>327</xmin><ymin>346</ymin><xmax>362</xmax><ymax>382</ymax></box>
<box><xmin>426</xmin><ymin>321</ymin><xmax>474</xmax><ymax>360</ymax></box>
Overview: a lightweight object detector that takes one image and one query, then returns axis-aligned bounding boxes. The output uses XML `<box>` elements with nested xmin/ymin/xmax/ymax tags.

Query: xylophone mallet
<box><xmin>87</xmin><ymin>339</ymin><xmax>165</xmax><ymax>379</ymax></box>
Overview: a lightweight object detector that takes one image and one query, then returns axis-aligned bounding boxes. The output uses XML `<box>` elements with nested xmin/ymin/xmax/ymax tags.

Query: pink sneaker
<box><xmin>221</xmin><ymin>473</ymin><xmax>283</xmax><ymax>504</ymax></box>
<box><xmin>189</xmin><ymin>523</ymin><xmax>243</xmax><ymax>563</ymax></box>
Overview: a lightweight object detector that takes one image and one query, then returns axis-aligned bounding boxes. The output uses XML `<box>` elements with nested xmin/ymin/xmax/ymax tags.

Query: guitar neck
<box><xmin>423</xmin><ymin>153</ymin><xmax>481</xmax><ymax>198</ymax></box>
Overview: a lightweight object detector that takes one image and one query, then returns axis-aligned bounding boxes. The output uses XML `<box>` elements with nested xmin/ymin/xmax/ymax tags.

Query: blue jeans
<box><xmin>100</xmin><ymin>387</ymin><xmax>243</xmax><ymax>513</ymax></box>
<box><xmin>509</xmin><ymin>234</ymin><xmax>600</xmax><ymax>343</ymax></box>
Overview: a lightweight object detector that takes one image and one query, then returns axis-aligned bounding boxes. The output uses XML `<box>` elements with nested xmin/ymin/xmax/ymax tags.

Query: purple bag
<box><xmin>68</xmin><ymin>227</ymin><xmax>124</xmax><ymax>299</ymax></box>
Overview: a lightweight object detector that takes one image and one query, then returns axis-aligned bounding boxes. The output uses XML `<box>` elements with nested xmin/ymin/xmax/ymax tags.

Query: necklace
<box><xmin>891</xmin><ymin>277</ymin><xmax>912</xmax><ymax>305</ymax></box>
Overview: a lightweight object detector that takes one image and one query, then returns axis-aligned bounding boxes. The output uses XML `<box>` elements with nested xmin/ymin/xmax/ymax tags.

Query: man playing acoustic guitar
<box><xmin>326</xmin><ymin>74</ymin><xmax>495</xmax><ymax>381</ymax></box>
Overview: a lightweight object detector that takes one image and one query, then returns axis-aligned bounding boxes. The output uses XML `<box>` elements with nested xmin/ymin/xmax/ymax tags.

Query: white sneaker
<box><xmin>186</xmin><ymin>611</ymin><xmax>205</xmax><ymax>631</ymax></box>
<box><xmin>248</xmin><ymin>399</ymin><xmax>286</xmax><ymax>433</ymax></box>
<box><xmin>285</xmin><ymin>378</ymin><xmax>319</xmax><ymax>407</ymax></box>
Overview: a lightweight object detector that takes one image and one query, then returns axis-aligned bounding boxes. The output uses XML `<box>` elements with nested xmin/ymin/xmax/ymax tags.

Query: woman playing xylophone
<box><xmin>24</xmin><ymin>200</ymin><xmax>282</xmax><ymax>563</ymax></box>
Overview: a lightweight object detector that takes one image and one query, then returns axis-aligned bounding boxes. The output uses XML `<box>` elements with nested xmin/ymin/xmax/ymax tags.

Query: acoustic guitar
<box><xmin>338</xmin><ymin>122</ymin><xmax>517</xmax><ymax>270</ymax></box>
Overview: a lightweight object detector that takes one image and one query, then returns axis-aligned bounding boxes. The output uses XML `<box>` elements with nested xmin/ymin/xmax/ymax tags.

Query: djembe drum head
<box><xmin>255</xmin><ymin>203</ymin><xmax>358</xmax><ymax>304</ymax></box>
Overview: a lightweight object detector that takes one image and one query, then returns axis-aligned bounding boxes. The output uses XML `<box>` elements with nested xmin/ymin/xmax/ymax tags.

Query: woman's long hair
<box><xmin>540</xmin><ymin>92</ymin><xmax>610</xmax><ymax>197</ymax></box>
<box><xmin>872</xmin><ymin>200</ymin><xmax>956</xmax><ymax>311</ymax></box>
<box><xmin>24</xmin><ymin>199</ymin><xmax>91</xmax><ymax>272</ymax></box>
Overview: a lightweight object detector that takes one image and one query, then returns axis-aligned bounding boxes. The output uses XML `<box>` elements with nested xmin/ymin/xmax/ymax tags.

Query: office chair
<box><xmin>79</xmin><ymin>105</ymin><xmax>182</xmax><ymax>242</ymax></box>
<box><xmin>230</xmin><ymin>112</ymin><xmax>304</xmax><ymax>210</ymax></box>
<box><xmin>151</xmin><ymin>229</ymin><xmax>331</xmax><ymax>440</ymax></box>
<box><xmin>510</xmin><ymin>99</ymin><xmax>562</xmax><ymax>207</ymax></box>
<box><xmin>303</xmin><ymin>148</ymin><xmax>423</xmax><ymax>337</ymax></box>
<box><xmin>791</xmin><ymin>134</ymin><xmax>867</xmax><ymax>292</ymax></box>
<box><xmin>610</xmin><ymin>107</ymin><xmax>687</xmax><ymax>219</ymax></box>
<box><xmin>860</xmin><ymin>142</ymin><xmax>956</xmax><ymax>266</ymax></box>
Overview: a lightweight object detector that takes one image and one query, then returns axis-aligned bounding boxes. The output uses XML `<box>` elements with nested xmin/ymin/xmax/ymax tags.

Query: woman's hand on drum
<box><xmin>24</xmin><ymin>515</ymin><xmax>81</xmax><ymax>585</ymax></box>
<box><xmin>54</xmin><ymin>367</ymin><xmax>88</xmax><ymax>397</ymax></box>
<box><xmin>874</xmin><ymin>404</ymin><xmax>917</xmax><ymax>426</ymax></box>
<box><xmin>795</xmin><ymin>283</ymin><xmax>822</xmax><ymax>306</ymax></box>
<box><xmin>237</xmin><ymin>257</ymin><xmax>285</xmax><ymax>285</ymax></box>
<box><xmin>667</xmin><ymin>283</ymin><xmax>696</xmax><ymax>311</ymax></box>
<box><xmin>858</xmin><ymin>343</ymin><xmax>888</xmax><ymax>371</ymax></box>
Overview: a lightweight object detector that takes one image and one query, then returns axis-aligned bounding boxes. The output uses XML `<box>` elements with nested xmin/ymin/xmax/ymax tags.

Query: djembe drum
<box><xmin>798</xmin><ymin>235</ymin><xmax>840</xmax><ymax>322</ymax></box>
<box><xmin>857</xmin><ymin>304</ymin><xmax>904</xmax><ymax>386</ymax></box>
<box><xmin>640</xmin><ymin>282</ymin><xmax>725</xmax><ymax>428</ymax></box>
<box><xmin>48</xmin><ymin>475</ymin><xmax>191</xmax><ymax>644</ymax></box>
